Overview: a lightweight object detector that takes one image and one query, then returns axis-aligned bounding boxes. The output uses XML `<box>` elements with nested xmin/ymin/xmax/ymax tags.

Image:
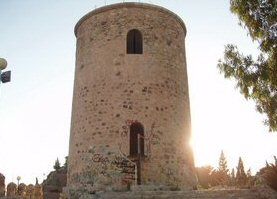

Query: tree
<box><xmin>218</xmin><ymin>150</ymin><xmax>230</xmax><ymax>185</ymax></box>
<box><xmin>209</xmin><ymin>151</ymin><xmax>230</xmax><ymax>186</ymax></box>
<box><xmin>64</xmin><ymin>156</ymin><xmax>68</xmax><ymax>169</ymax></box>
<box><xmin>246</xmin><ymin>168</ymin><xmax>254</xmax><ymax>187</ymax></box>
<box><xmin>218</xmin><ymin>0</ymin><xmax>277</xmax><ymax>132</ymax></box>
<box><xmin>219</xmin><ymin>151</ymin><xmax>229</xmax><ymax>174</ymax></box>
<box><xmin>236</xmin><ymin>157</ymin><xmax>247</xmax><ymax>186</ymax></box>
<box><xmin>53</xmin><ymin>158</ymin><xmax>61</xmax><ymax>171</ymax></box>
<box><xmin>246</xmin><ymin>168</ymin><xmax>252</xmax><ymax>178</ymax></box>
<box><xmin>210</xmin><ymin>169</ymin><xmax>222</xmax><ymax>186</ymax></box>
<box><xmin>261</xmin><ymin>156</ymin><xmax>277</xmax><ymax>191</ymax></box>
<box><xmin>230</xmin><ymin>168</ymin><xmax>236</xmax><ymax>186</ymax></box>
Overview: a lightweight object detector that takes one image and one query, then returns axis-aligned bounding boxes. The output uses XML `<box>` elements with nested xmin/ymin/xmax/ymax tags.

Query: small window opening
<box><xmin>130</xmin><ymin>122</ymin><xmax>144</xmax><ymax>156</ymax></box>
<box><xmin>127</xmin><ymin>29</ymin><xmax>143</xmax><ymax>54</ymax></box>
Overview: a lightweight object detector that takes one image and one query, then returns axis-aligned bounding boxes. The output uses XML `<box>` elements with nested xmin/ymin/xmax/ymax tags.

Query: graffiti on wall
<box><xmin>111</xmin><ymin>155</ymin><xmax>136</xmax><ymax>184</ymax></box>
<box><xmin>89</xmin><ymin>146</ymin><xmax>136</xmax><ymax>186</ymax></box>
<box><xmin>82</xmin><ymin>120</ymin><xmax>162</xmax><ymax>188</ymax></box>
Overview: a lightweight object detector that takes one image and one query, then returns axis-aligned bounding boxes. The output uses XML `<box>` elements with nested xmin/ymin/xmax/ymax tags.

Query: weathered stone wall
<box><xmin>0</xmin><ymin>172</ymin><xmax>43</xmax><ymax>199</ymax></box>
<box><xmin>68</xmin><ymin>2</ymin><xmax>196</xmax><ymax>192</ymax></box>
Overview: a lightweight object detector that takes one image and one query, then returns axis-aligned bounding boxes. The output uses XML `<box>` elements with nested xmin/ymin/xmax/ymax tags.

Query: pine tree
<box><xmin>54</xmin><ymin>158</ymin><xmax>61</xmax><ymax>171</ymax></box>
<box><xmin>219</xmin><ymin>150</ymin><xmax>229</xmax><ymax>173</ymax></box>
<box><xmin>236</xmin><ymin>157</ymin><xmax>247</xmax><ymax>187</ymax></box>
<box><xmin>218</xmin><ymin>150</ymin><xmax>230</xmax><ymax>185</ymax></box>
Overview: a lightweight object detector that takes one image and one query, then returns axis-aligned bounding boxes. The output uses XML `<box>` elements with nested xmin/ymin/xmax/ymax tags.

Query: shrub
<box><xmin>262</xmin><ymin>156</ymin><xmax>277</xmax><ymax>191</ymax></box>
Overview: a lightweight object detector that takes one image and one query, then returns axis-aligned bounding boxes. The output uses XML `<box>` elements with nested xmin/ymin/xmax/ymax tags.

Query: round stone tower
<box><xmin>68</xmin><ymin>2</ymin><xmax>196</xmax><ymax>193</ymax></box>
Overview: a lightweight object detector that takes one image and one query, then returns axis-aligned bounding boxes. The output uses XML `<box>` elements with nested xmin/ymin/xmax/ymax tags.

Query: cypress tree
<box><xmin>54</xmin><ymin>158</ymin><xmax>61</xmax><ymax>171</ymax></box>
<box><xmin>230</xmin><ymin>168</ymin><xmax>236</xmax><ymax>186</ymax></box>
<box><xmin>236</xmin><ymin>157</ymin><xmax>247</xmax><ymax>186</ymax></box>
<box><xmin>218</xmin><ymin>150</ymin><xmax>230</xmax><ymax>185</ymax></box>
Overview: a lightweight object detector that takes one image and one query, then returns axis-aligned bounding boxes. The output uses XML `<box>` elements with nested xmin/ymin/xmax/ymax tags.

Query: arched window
<box><xmin>127</xmin><ymin>29</ymin><xmax>143</xmax><ymax>54</ymax></box>
<box><xmin>130</xmin><ymin>122</ymin><xmax>144</xmax><ymax>156</ymax></box>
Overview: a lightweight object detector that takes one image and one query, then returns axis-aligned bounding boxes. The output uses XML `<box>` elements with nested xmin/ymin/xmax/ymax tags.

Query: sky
<box><xmin>0</xmin><ymin>0</ymin><xmax>276</xmax><ymax>184</ymax></box>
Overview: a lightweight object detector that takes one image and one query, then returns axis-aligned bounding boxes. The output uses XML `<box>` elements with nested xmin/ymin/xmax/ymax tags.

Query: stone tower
<box><xmin>68</xmin><ymin>2</ymin><xmax>196</xmax><ymax>194</ymax></box>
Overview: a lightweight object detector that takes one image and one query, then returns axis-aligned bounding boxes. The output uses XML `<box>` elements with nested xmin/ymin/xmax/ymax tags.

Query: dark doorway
<box><xmin>127</xmin><ymin>29</ymin><xmax>143</xmax><ymax>54</ymax></box>
<box><xmin>130</xmin><ymin>122</ymin><xmax>144</xmax><ymax>185</ymax></box>
<box><xmin>129</xmin><ymin>122</ymin><xmax>144</xmax><ymax>156</ymax></box>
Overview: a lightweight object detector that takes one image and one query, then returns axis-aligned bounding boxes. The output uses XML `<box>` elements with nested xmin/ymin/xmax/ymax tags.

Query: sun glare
<box><xmin>191</xmin><ymin>131</ymin><xmax>219</xmax><ymax>168</ymax></box>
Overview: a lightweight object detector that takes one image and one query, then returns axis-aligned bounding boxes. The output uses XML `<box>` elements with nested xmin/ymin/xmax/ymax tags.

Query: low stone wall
<box><xmin>64</xmin><ymin>188</ymin><xmax>277</xmax><ymax>199</ymax></box>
